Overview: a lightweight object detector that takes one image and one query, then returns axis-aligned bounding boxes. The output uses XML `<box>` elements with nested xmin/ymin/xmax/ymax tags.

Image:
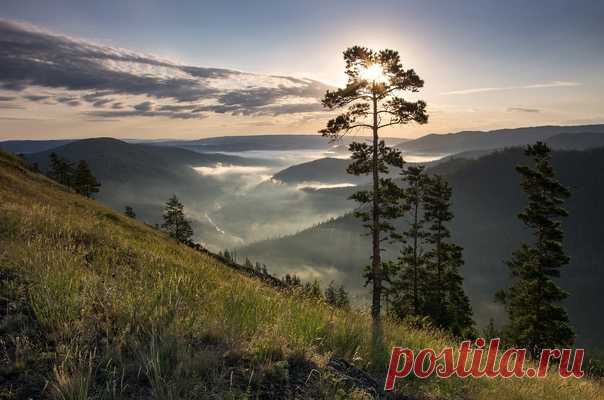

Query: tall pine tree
<box><xmin>48</xmin><ymin>152</ymin><xmax>74</xmax><ymax>186</ymax></box>
<box><xmin>423</xmin><ymin>175</ymin><xmax>473</xmax><ymax>336</ymax></box>
<box><xmin>497</xmin><ymin>142</ymin><xmax>573</xmax><ymax>358</ymax></box>
<box><xmin>389</xmin><ymin>165</ymin><xmax>429</xmax><ymax>320</ymax></box>
<box><xmin>161</xmin><ymin>195</ymin><xmax>194</xmax><ymax>244</ymax></box>
<box><xmin>319</xmin><ymin>46</ymin><xmax>428</xmax><ymax>333</ymax></box>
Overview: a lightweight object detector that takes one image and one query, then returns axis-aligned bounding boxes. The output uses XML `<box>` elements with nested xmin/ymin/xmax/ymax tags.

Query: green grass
<box><xmin>0</xmin><ymin>150</ymin><xmax>602</xmax><ymax>399</ymax></box>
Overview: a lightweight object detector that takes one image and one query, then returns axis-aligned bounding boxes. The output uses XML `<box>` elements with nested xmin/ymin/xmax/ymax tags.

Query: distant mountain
<box><xmin>157</xmin><ymin>135</ymin><xmax>344</xmax><ymax>153</ymax></box>
<box><xmin>240</xmin><ymin>147</ymin><xmax>604</xmax><ymax>351</ymax></box>
<box><xmin>25</xmin><ymin>138</ymin><xmax>271</xmax><ymax>246</ymax></box>
<box><xmin>397</xmin><ymin>124</ymin><xmax>604</xmax><ymax>155</ymax></box>
<box><xmin>546</xmin><ymin>131</ymin><xmax>604</xmax><ymax>150</ymax></box>
<box><xmin>272</xmin><ymin>157</ymin><xmax>363</xmax><ymax>185</ymax></box>
<box><xmin>157</xmin><ymin>134</ymin><xmax>401</xmax><ymax>153</ymax></box>
<box><xmin>0</xmin><ymin>139</ymin><xmax>74</xmax><ymax>154</ymax></box>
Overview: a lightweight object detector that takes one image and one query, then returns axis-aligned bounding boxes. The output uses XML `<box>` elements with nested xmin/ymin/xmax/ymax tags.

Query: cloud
<box><xmin>0</xmin><ymin>103</ymin><xmax>24</xmax><ymax>109</ymax></box>
<box><xmin>0</xmin><ymin>19</ymin><xmax>331</xmax><ymax>119</ymax></box>
<box><xmin>133</xmin><ymin>101</ymin><xmax>153</xmax><ymax>112</ymax></box>
<box><xmin>56</xmin><ymin>96</ymin><xmax>82</xmax><ymax>107</ymax></box>
<box><xmin>23</xmin><ymin>95</ymin><xmax>51</xmax><ymax>102</ymax></box>
<box><xmin>0</xmin><ymin>116</ymin><xmax>45</xmax><ymax>121</ymax></box>
<box><xmin>0</xmin><ymin>96</ymin><xmax>16</xmax><ymax>101</ymax></box>
<box><xmin>441</xmin><ymin>81</ymin><xmax>580</xmax><ymax>95</ymax></box>
<box><xmin>507</xmin><ymin>107</ymin><xmax>541</xmax><ymax>113</ymax></box>
<box><xmin>87</xmin><ymin>109</ymin><xmax>207</xmax><ymax>120</ymax></box>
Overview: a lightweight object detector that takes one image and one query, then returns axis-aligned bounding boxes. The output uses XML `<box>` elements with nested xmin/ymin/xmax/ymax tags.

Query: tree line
<box><xmin>320</xmin><ymin>45</ymin><xmax>574</xmax><ymax>359</ymax></box>
<box><xmin>47</xmin><ymin>152</ymin><xmax>101</xmax><ymax>198</ymax></box>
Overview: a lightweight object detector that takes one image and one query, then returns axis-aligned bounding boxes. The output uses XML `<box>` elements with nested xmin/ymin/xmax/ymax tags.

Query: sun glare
<box><xmin>359</xmin><ymin>63</ymin><xmax>387</xmax><ymax>83</ymax></box>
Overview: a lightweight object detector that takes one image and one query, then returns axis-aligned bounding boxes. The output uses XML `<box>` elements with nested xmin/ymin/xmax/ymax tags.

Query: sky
<box><xmin>0</xmin><ymin>0</ymin><xmax>603</xmax><ymax>140</ymax></box>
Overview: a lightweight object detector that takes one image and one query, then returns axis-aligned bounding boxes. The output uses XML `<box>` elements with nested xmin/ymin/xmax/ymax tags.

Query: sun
<box><xmin>359</xmin><ymin>63</ymin><xmax>387</xmax><ymax>83</ymax></box>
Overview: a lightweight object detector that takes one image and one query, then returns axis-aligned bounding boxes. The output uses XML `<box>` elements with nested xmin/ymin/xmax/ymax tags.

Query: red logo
<box><xmin>384</xmin><ymin>338</ymin><xmax>584</xmax><ymax>390</ymax></box>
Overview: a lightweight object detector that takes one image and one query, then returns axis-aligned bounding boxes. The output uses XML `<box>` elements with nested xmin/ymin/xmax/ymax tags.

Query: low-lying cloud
<box><xmin>507</xmin><ymin>107</ymin><xmax>541</xmax><ymax>113</ymax></box>
<box><xmin>0</xmin><ymin>19</ymin><xmax>331</xmax><ymax>119</ymax></box>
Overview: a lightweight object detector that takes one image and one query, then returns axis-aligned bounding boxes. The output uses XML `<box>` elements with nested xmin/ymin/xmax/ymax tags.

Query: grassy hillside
<box><xmin>24</xmin><ymin>138</ymin><xmax>276</xmax><ymax>249</ymax></box>
<box><xmin>0</xmin><ymin>150</ymin><xmax>602</xmax><ymax>399</ymax></box>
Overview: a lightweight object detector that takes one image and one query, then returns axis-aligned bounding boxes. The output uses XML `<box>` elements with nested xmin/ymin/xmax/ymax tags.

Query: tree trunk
<box><xmin>371</xmin><ymin>92</ymin><xmax>381</xmax><ymax>328</ymax></box>
<box><xmin>413</xmin><ymin>199</ymin><xmax>419</xmax><ymax>314</ymax></box>
<box><xmin>436</xmin><ymin>221</ymin><xmax>443</xmax><ymax>323</ymax></box>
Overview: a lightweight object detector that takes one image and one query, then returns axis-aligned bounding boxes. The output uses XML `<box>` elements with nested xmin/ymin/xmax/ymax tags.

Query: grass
<box><xmin>0</xmin><ymin>150</ymin><xmax>602</xmax><ymax>399</ymax></box>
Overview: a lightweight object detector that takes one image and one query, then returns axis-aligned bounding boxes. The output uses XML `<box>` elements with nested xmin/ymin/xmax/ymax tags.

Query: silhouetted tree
<box><xmin>423</xmin><ymin>175</ymin><xmax>474</xmax><ymax>336</ymax></box>
<box><xmin>389</xmin><ymin>166</ymin><xmax>429</xmax><ymax>319</ymax></box>
<box><xmin>48</xmin><ymin>152</ymin><xmax>74</xmax><ymax>186</ymax></box>
<box><xmin>161</xmin><ymin>195</ymin><xmax>194</xmax><ymax>244</ymax></box>
<box><xmin>324</xmin><ymin>281</ymin><xmax>338</xmax><ymax>306</ymax></box>
<box><xmin>319</xmin><ymin>46</ymin><xmax>428</xmax><ymax>332</ymax></box>
<box><xmin>124</xmin><ymin>206</ymin><xmax>136</xmax><ymax>219</ymax></box>
<box><xmin>336</xmin><ymin>285</ymin><xmax>351</xmax><ymax>309</ymax></box>
<box><xmin>73</xmin><ymin>160</ymin><xmax>100</xmax><ymax>197</ymax></box>
<box><xmin>497</xmin><ymin>142</ymin><xmax>573</xmax><ymax>358</ymax></box>
<box><xmin>283</xmin><ymin>274</ymin><xmax>302</xmax><ymax>288</ymax></box>
<box><xmin>304</xmin><ymin>279</ymin><xmax>322</xmax><ymax>299</ymax></box>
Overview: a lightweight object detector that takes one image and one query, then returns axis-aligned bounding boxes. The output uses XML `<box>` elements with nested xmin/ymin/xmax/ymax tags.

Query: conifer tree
<box><xmin>423</xmin><ymin>175</ymin><xmax>473</xmax><ymax>336</ymax></box>
<box><xmin>124</xmin><ymin>206</ymin><xmax>136</xmax><ymax>219</ymax></box>
<box><xmin>48</xmin><ymin>152</ymin><xmax>74</xmax><ymax>186</ymax></box>
<box><xmin>319</xmin><ymin>46</ymin><xmax>428</xmax><ymax>330</ymax></box>
<box><xmin>336</xmin><ymin>285</ymin><xmax>351</xmax><ymax>309</ymax></box>
<box><xmin>389</xmin><ymin>165</ymin><xmax>429</xmax><ymax>319</ymax></box>
<box><xmin>304</xmin><ymin>279</ymin><xmax>322</xmax><ymax>299</ymax></box>
<box><xmin>325</xmin><ymin>281</ymin><xmax>338</xmax><ymax>306</ymax></box>
<box><xmin>497</xmin><ymin>142</ymin><xmax>573</xmax><ymax>358</ymax></box>
<box><xmin>161</xmin><ymin>195</ymin><xmax>194</xmax><ymax>244</ymax></box>
<box><xmin>73</xmin><ymin>160</ymin><xmax>101</xmax><ymax>197</ymax></box>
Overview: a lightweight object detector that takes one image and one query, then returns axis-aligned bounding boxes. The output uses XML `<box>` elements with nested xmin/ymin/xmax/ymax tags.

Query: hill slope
<box><xmin>397</xmin><ymin>124</ymin><xmax>604</xmax><ymax>154</ymax></box>
<box><xmin>24</xmin><ymin>138</ymin><xmax>274</xmax><ymax>247</ymax></box>
<box><xmin>0</xmin><ymin>139</ymin><xmax>74</xmax><ymax>154</ymax></box>
<box><xmin>272</xmin><ymin>157</ymin><xmax>360</xmax><ymax>185</ymax></box>
<box><xmin>1</xmin><ymin>150</ymin><xmax>601</xmax><ymax>399</ymax></box>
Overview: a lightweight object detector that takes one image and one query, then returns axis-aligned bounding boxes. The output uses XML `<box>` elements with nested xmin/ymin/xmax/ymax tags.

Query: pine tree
<box><xmin>389</xmin><ymin>165</ymin><xmax>429</xmax><ymax>319</ymax></box>
<box><xmin>483</xmin><ymin>318</ymin><xmax>499</xmax><ymax>340</ymax></box>
<box><xmin>497</xmin><ymin>142</ymin><xmax>573</xmax><ymax>358</ymax></box>
<box><xmin>324</xmin><ymin>281</ymin><xmax>338</xmax><ymax>306</ymax></box>
<box><xmin>319</xmin><ymin>47</ymin><xmax>428</xmax><ymax>332</ymax></box>
<box><xmin>336</xmin><ymin>285</ymin><xmax>351</xmax><ymax>309</ymax></box>
<box><xmin>124</xmin><ymin>206</ymin><xmax>136</xmax><ymax>219</ymax></box>
<box><xmin>73</xmin><ymin>160</ymin><xmax>101</xmax><ymax>197</ymax></box>
<box><xmin>161</xmin><ymin>195</ymin><xmax>194</xmax><ymax>244</ymax></box>
<box><xmin>304</xmin><ymin>279</ymin><xmax>322</xmax><ymax>299</ymax></box>
<box><xmin>422</xmin><ymin>175</ymin><xmax>474</xmax><ymax>336</ymax></box>
<box><xmin>48</xmin><ymin>152</ymin><xmax>74</xmax><ymax>186</ymax></box>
